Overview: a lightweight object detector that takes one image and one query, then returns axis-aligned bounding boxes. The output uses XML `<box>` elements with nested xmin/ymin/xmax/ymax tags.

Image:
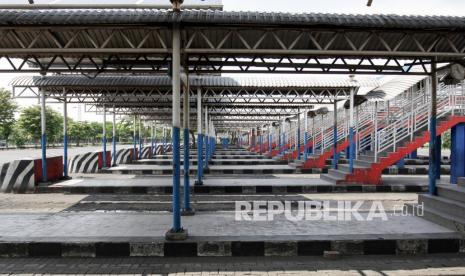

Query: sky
<box><xmin>1</xmin><ymin>0</ymin><xmax>465</xmax><ymax>121</ymax></box>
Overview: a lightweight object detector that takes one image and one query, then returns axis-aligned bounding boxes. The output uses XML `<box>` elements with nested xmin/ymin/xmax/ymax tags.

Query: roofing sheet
<box><xmin>369</xmin><ymin>76</ymin><xmax>426</xmax><ymax>100</ymax></box>
<box><xmin>10</xmin><ymin>75</ymin><xmax>381</xmax><ymax>88</ymax></box>
<box><xmin>0</xmin><ymin>9</ymin><xmax>464</xmax><ymax>30</ymax></box>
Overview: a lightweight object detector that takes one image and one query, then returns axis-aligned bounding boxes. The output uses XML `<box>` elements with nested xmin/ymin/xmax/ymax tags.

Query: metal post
<box><xmin>429</xmin><ymin>61</ymin><xmax>438</xmax><ymax>195</ymax></box>
<box><xmin>333</xmin><ymin>100</ymin><xmax>338</xmax><ymax>169</ymax></box>
<box><xmin>349</xmin><ymin>88</ymin><xmax>355</xmax><ymax>173</ymax></box>
<box><xmin>297</xmin><ymin>109</ymin><xmax>301</xmax><ymax>160</ymax></box>
<box><xmin>268</xmin><ymin>125</ymin><xmax>272</xmax><ymax>154</ymax></box>
<box><xmin>63</xmin><ymin>89</ymin><xmax>68</xmax><ymax>178</ymax></box>
<box><xmin>204</xmin><ymin>108</ymin><xmax>209</xmax><ymax>169</ymax></box>
<box><xmin>312</xmin><ymin>117</ymin><xmax>315</xmax><ymax>155</ymax></box>
<box><xmin>112</xmin><ymin>109</ymin><xmax>117</xmax><ymax>166</ymax></box>
<box><xmin>40</xmin><ymin>88</ymin><xmax>47</xmax><ymax>182</ymax></box>
<box><xmin>304</xmin><ymin>111</ymin><xmax>308</xmax><ymax>161</ymax></box>
<box><xmin>166</xmin><ymin>22</ymin><xmax>185</xmax><ymax>238</ymax></box>
<box><xmin>133</xmin><ymin>115</ymin><xmax>137</xmax><ymax>160</ymax></box>
<box><xmin>153</xmin><ymin>123</ymin><xmax>157</xmax><ymax>156</ymax></box>
<box><xmin>151</xmin><ymin>122</ymin><xmax>155</xmax><ymax>158</ymax></box>
<box><xmin>196</xmin><ymin>87</ymin><xmax>203</xmax><ymax>185</ymax></box>
<box><xmin>138</xmin><ymin>117</ymin><xmax>142</xmax><ymax>159</ymax></box>
<box><xmin>182</xmin><ymin>76</ymin><xmax>193</xmax><ymax>214</ymax></box>
<box><xmin>163</xmin><ymin>127</ymin><xmax>166</xmax><ymax>154</ymax></box>
<box><xmin>320</xmin><ymin>115</ymin><xmax>324</xmax><ymax>154</ymax></box>
<box><xmin>102</xmin><ymin>105</ymin><xmax>107</xmax><ymax>169</ymax></box>
<box><xmin>374</xmin><ymin>102</ymin><xmax>378</xmax><ymax>161</ymax></box>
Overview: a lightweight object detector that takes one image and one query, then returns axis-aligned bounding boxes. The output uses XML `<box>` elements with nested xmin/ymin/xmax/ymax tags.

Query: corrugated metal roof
<box><xmin>0</xmin><ymin>9</ymin><xmax>464</xmax><ymax>30</ymax></box>
<box><xmin>10</xmin><ymin>75</ymin><xmax>381</xmax><ymax>88</ymax></box>
<box><xmin>368</xmin><ymin>76</ymin><xmax>426</xmax><ymax>100</ymax></box>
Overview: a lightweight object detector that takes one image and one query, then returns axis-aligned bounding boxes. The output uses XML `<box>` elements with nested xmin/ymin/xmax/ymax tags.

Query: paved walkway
<box><xmin>55</xmin><ymin>174</ymin><xmax>333</xmax><ymax>187</ymax></box>
<box><xmin>53</xmin><ymin>174</ymin><xmax>440</xmax><ymax>188</ymax></box>
<box><xmin>1</xmin><ymin>254</ymin><xmax>465</xmax><ymax>275</ymax></box>
<box><xmin>0</xmin><ymin>211</ymin><xmax>456</xmax><ymax>242</ymax></box>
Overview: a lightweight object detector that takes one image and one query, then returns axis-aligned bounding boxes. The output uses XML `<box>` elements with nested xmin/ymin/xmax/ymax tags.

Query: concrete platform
<box><xmin>38</xmin><ymin>175</ymin><xmax>429</xmax><ymax>194</ymax></box>
<box><xmin>137</xmin><ymin>158</ymin><xmax>288</xmax><ymax>166</ymax></box>
<box><xmin>61</xmin><ymin>193</ymin><xmax>417</xmax><ymax>212</ymax></box>
<box><xmin>102</xmin><ymin>164</ymin><xmax>298</xmax><ymax>175</ymax></box>
<box><xmin>0</xmin><ymin>211</ymin><xmax>462</xmax><ymax>257</ymax></box>
<box><xmin>154</xmin><ymin>154</ymin><xmax>270</xmax><ymax>159</ymax></box>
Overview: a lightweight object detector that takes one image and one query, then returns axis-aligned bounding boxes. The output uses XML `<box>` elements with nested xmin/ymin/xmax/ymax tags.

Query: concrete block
<box><xmin>396</xmin><ymin>239</ymin><xmax>427</xmax><ymax>255</ymax></box>
<box><xmin>460</xmin><ymin>239</ymin><xmax>465</xmax><ymax>253</ymax></box>
<box><xmin>362</xmin><ymin>186</ymin><xmax>377</xmax><ymax>192</ymax></box>
<box><xmin>242</xmin><ymin>186</ymin><xmax>256</xmax><ymax>194</ymax></box>
<box><xmin>323</xmin><ymin>250</ymin><xmax>341</xmax><ymax>259</ymax></box>
<box><xmin>391</xmin><ymin>185</ymin><xmax>406</xmax><ymax>192</ymax></box>
<box><xmin>331</xmin><ymin>240</ymin><xmax>363</xmax><ymax>255</ymax></box>
<box><xmin>197</xmin><ymin>241</ymin><xmax>231</xmax><ymax>257</ymax></box>
<box><xmin>0</xmin><ymin>243</ymin><xmax>28</xmax><ymax>257</ymax></box>
<box><xmin>264</xmin><ymin>241</ymin><xmax>297</xmax><ymax>256</ymax></box>
<box><xmin>231</xmin><ymin>241</ymin><xmax>264</xmax><ymax>256</ymax></box>
<box><xmin>130</xmin><ymin>242</ymin><xmax>164</xmax><ymax>257</ymax></box>
<box><xmin>272</xmin><ymin>186</ymin><xmax>287</xmax><ymax>194</ymax></box>
<box><xmin>302</xmin><ymin>186</ymin><xmax>317</xmax><ymax>193</ymax></box>
<box><xmin>62</xmin><ymin>243</ymin><xmax>96</xmax><ymax>257</ymax></box>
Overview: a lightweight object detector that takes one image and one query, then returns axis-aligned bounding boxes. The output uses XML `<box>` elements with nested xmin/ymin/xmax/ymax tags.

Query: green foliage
<box><xmin>9</xmin><ymin>124</ymin><xmax>27</xmax><ymax>147</ymax></box>
<box><xmin>68</xmin><ymin>120</ymin><xmax>94</xmax><ymax>146</ymax></box>
<box><xmin>16</xmin><ymin>105</ymin><xmax>63</xmax><ymax>144</ymax></box>
<box><xmin>442</xmin><ymin>129</ymin><xmax>451</xmax><ymax>149</ymax></box>
<box><xmin>0</xmin><ymin>88</ymin><xmax>18</xmax><ymax>141</ymax></box>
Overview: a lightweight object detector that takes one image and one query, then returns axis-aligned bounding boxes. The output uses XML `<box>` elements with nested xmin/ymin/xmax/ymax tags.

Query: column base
<box><xmin>38</xmin><ymin>181</ymin><xmax>52</xmax><ymax>186</ymax></box>
<box><xmin>181</xmin><ymin>208</ymin><xmax>196</xmax><ymax>216</ymax></box>
<box><xmin>165</xmin><ymin>228</ymin><xmax>188</xmax><ymax>241</ymax></box>
<box><xmin>194</xmin><ymin>180</ymin><xmax>203</xmax><ymax>186</ymax></box>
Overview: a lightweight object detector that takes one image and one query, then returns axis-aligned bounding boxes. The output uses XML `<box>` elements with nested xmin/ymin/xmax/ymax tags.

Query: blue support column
<box><xmin>165</xmin><ymin>22</ymin><xmax>186</xmax><ymax>239</ymax></box>
<box><xmin>429</xmin><ymin>63</ymin><xmax>438</xmax><ymax>195</ymax></box>
<box><xmin>210</xmin><ymin>136</ymin><xmax>214</xmax><ymax>160</ymax></box>
<box><xmin>297</xmin><ymin>120</ymin><xmax>301</xmax><ymax>160</ymax></box>
<box><xmin>182</xmin><ymin>80</ymin><xmax>193</xmax><ymax>214</ymax></box>
<box><xmin>112</xmin><ymin>111</ymin><xmax>117</xmax><ymax>166</ymax></box>
<box><xmin>196</xmin><ymin>134</ymin><xmax>203</xmax><ymax>185</ymax></box>
<box><xmin>259</xmin><ymin>133</ymin><xmax>263</xmax><ymax>154</ymax></box>
<box><xmin>333</xmin><ymin>100</ymin><xmax>338</xmax><ymax>169</ymax></box>
<box><xmin>138</xmin><ymin>118</ymin><xmax>142</xmax><ymax>159</ymax></box>
<box><xmin>304</xmin><ymin>132</ymin><xmax>308</xmax><ymax>161</ymax></box>
<box><xmin>205</xmin><ymin>135</ymin><xmax>209</xmax><ymax>169</ymax></box>
<box><xmin>348</xmin><ymin>87</ymin><xmax>355</xmax><ymax>173</ymax></box>
<box><xmin>133</xmin><ymin>115</ymin><xmax>137</xmax><ymax>161</ymax></box>
<box><xmin>63</xmin><ymin>92</ymin><xmax>69</xmax><ymax>178</ymax></box>
<box><xmin>102</xmin><ymin>105</ymin><xmax>107</xmax><ymax>169</ymax></box>
<box><xmin>451</xmin><ymin>123</ymin><xmax>465</xmax><ymax>184</ymax></box>
<box><xmin>183</xmin><ymin>127</ymin><xmax>191</xmax><ymax>212</ymax></box>
<box><xmin>349</xmin><ymin>127</ymin><xmax>355</xmax><ymax>173</ymax></box>
<box><xmin>280</xmin><ymin>133</ymin><xmax>284</xmax><ymax>154</ymax></box>
<box><xmin>40</xmin><ymin>89</ymin><xmax>47</xmax><ymax>182</ymax></box>
<box><xmin>333</xmin><ymin>126</ymin><xmax>338</xmax><ymax>169</ymax></box>
<box><xmin>151</xmin><ymin>123</ymin><xmax>155</xmax><ymax>158</ymax></box>
<box><xmin>269</xmin><ymin>133</ymin><xmax>272</xmax><ymax>154</ymax></box>
<box><xmin>172</xmin><ymin>127</ymin><xmax>181</xmax><ymax>229</ymax></box>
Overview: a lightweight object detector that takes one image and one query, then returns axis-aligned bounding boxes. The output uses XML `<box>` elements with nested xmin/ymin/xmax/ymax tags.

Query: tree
<box><xmin>0</xmin><ymin>88</ymin><xmax>18</xmax><ymax>144</ymax></box>
<box><xmin>10</xmin><ymin>124</ymin><xmax>27</xmax><ymax>148</ymax></box>
<box><xmin>68</xmin><ymin>120</ymin><xmax>93</xmax><ymax>146</ymax></box>
<box><xmin>17</xmin><ymin>105</ymin><xmax>63</xmax><ymax>146</ymax></box>
<box><xmin>442</xmin><ymin>130</ymin><xmax>451</xmax><ymax>149</ymax></box>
